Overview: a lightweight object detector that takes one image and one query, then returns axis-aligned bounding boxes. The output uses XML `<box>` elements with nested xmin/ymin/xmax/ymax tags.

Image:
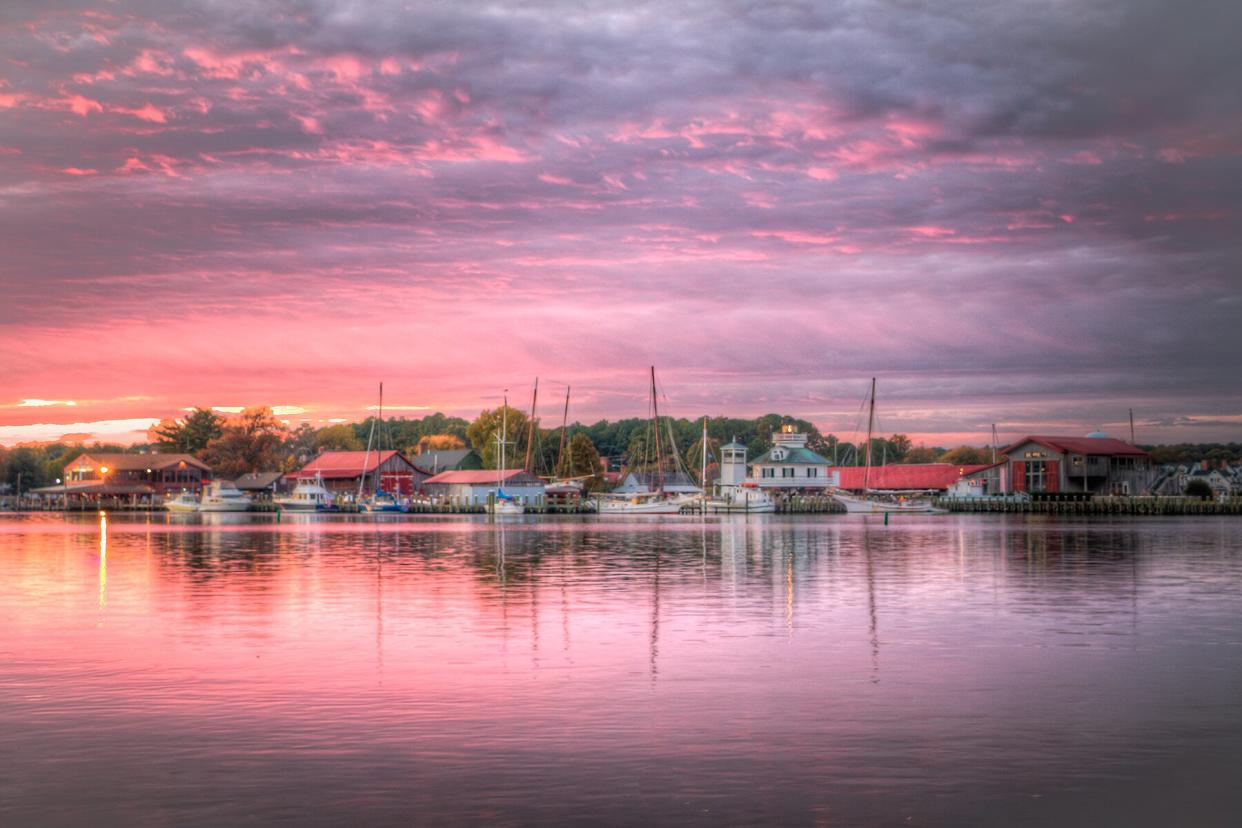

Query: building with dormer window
<box><xmin>747</xmin><ymin>425</ymin><xmax>833</xmax><ymax>491</ymax></box>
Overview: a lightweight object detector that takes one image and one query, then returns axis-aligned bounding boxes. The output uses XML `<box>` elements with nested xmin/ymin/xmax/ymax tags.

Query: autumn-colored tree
<box><xmin>414</xmin><ymin>434</ymin><xmax>466</xmax><ymax>454</ymax></box>
<box><xmin>314</xmin><ymin>424</ymin><xmax>364</xmax><ymax>452</ymax></box>
<box><xmin>466</xmin><ymin>405</ymin><xmax>530</xmax><ymax>469</ymax></box>
<box><xmin>684</xmin><ymin>435</ymin><xmax>721</xmax><ymax>483</ymax></box>
<box><xmin>202</xmin><ymin>407</ymin><xmax>288</xmax><ymax>479</ymax></box>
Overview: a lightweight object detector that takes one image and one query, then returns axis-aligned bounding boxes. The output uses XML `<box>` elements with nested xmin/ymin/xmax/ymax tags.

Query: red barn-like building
<box><xmin>292</xmin><ymin>450</ymin><xmax>423</xmax><ymax>495</ymax></box>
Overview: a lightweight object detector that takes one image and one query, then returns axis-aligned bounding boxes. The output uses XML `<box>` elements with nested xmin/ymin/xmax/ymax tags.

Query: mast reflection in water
<box><xmin>2</xmin><ymin>512</ymin><xmax>1241</xmax><ymax>826</ymax></box>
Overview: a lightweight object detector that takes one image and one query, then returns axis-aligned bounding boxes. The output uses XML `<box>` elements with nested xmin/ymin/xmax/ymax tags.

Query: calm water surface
<box><xmin>2</xmin><ymin>512</ymin><xmax>1241</xmax><ymax>826</ymax></box>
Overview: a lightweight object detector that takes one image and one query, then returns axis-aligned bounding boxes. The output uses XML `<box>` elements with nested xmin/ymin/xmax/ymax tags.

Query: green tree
<box><xmin>314</xmin><ymin>424</ymin><xmax>364</xmax><ymax>452</ymax></box>
<box><xmin>414</xmin><ymin>434</ymin><xmax>466</xmax><ymax>454</ymax></box>
<box><xmin>684</xmin><ymin>434</ymin><xmax>721</xmax><ymax>483</ymax></box>
<box><xmin>467</xmin><ymin>405</ymin><xmax>531</xmax><ymax>470</ymax></box>
<box><xmin>559</xmin><ymin>433</ymin><xmax>604</xmax><ymax>489</ymax></box>
<box><xmin>152</xmin><ymin>407</ymin><xmax>223</xmax><ymax>454</ymax></box>
<box><xmin>202</xmin><ymin>407</ymin><xmax>288</xmax><ymax>479</ymax></box>
<box><xmin>281</xmin><ymin>423</ymin><xmax>317</xmax><ymax>470</ymax></box>
<box><xmin>902</xmin><ymin>446</ymin><xmax>940</xmax><ymax>464</ymax></box>
<box><xmin>940</xmin><ymin>445</ymin><xmax>992</xmax><ymax>465</ymax></box>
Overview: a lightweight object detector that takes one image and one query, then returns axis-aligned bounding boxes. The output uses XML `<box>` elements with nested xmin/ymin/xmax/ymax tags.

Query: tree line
<box><xmin>8</xmin><ymin>404</ymin><xmax>1239</xmax><ymax>494</ymax></box>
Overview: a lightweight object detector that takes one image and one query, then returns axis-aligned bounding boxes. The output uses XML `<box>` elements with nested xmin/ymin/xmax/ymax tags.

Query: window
<box><xmin>1025</xmin><ymin>461</ymin><xmax>1047</xmax><ymax>492</ymax></box>
<box><xmin>782</xmin><ymin>467</ymin><xmax>794</xmax><ymax>478</ymax></box>
<box><xmin>762</xmin><ymin>468</ymin><xmax>775</xmax><ymax>478</ymax></box>
<box><xmin>807</xmin><ymin>467</ymin><xmax>818</xmax><ymax>478</ymax></box>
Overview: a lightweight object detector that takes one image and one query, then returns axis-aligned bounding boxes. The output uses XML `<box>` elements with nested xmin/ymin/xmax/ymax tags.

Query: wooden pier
<box><xmin>936</xmin><ymin>495</ymin><xmax>1242</xmax><ymax>516</ymax></box>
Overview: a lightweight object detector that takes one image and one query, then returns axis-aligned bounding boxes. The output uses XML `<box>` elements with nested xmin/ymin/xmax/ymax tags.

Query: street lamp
<box><xmin>99</xmin><ymin>466</ymin><xmax>110</xmax><ymax>510</ymax></box>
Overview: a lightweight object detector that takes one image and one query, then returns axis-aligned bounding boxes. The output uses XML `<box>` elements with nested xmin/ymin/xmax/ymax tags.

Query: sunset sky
<box><xmin>2</xmin><ymin>0</ymin><xmax>1239</xmax><ymax>447</ymax></box>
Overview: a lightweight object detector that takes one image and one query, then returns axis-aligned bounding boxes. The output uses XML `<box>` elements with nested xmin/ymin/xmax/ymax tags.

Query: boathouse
<box><xmin>293</xmin><ymin>450</ymin><xmax>422</xmax><ymax>496</ymax></box>
<box><xmin>421</xmin><ymin>469</ymin><xmax>545</xmax><ymax>506</ymax></box>
<box><xmin>411</xmin><ymin>448</ymin><xmax>483</xmax><ymax>475</ymax></box>
<box><xmin>60</xmin><ymin>452</ymin><xmax>211</xmax><ymax>499</ymax></box>
<box><xmin>833</xmin><ymin>463</ymin><xmax>994</xmax><ymax>493</ymax></box>
<box><xmin>999</xmin><ymin>434</ymin><xmax>1156</xmax><ymax>495</ymax></box>
<box><xmin>748</xmin><ymin>425</ymin><xmax>832</xmax><ymax>491</ymax></box>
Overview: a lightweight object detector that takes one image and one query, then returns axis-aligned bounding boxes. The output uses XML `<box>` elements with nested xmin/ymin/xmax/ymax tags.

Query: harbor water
<box><xmin>2</xmin><ymin>512</ymin><xmax>1241</xmax><ymax>826</ymax></box>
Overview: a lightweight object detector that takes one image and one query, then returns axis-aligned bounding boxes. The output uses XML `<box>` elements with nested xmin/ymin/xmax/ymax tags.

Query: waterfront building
<box><xmin>411</xmin><ymin>448</ymin><xmax>483</xmax><ymax>475</ymax></box>
<box><xmin>292</xmin><ymin>450</ymin><xmax>421</xmax><ymax>496</ymax></box>
<box><xmin>421</xmin><ymin>469</ymin><xmax>545</xmax><ymax>506</ymax></box>
<box><xmin>999</xmin><ymin>433</ymin><xmax>1156</xmax><ymax>495</ymax></box>
<box><xmin>233</xmin><ymin>472</ymin><xmax>288</xmax><ymax>498</ymax></box>
<box><xmin>835</xmin><ymin>463</ymin><xmax>994</xmax><ymax>493</ymax></box>
<box><xmin>61</xmin><ymin>452</ymin><xmax>211</xmax><ymax>499</ymax></box>
<box><xmin>747</xmin><ymin>425</ymin><xmax>832</xmax><ymax>491</ymax></box>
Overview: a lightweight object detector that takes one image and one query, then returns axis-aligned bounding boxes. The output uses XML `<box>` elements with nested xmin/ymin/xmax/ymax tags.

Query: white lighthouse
<box><xmin>719</xmin><ymin>439</ymin><xmax>748</xmax><ymax>487</ymax></box>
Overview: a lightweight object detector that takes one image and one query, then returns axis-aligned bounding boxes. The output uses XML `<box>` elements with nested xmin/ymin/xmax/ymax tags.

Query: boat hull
<box><xmin>833</xmin><ymin>493</ymin><xmax>946</xmax><ymax>514</ymax></box>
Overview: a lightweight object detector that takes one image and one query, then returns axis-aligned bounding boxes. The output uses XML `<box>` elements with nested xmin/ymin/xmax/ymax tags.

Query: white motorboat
<box><xmin>199</xmin><ymin>480</ymin><xmax>252</xmax><ymax>512</ymax></box>
<box><xmin>164</xmin><ymin>492</ymin><xmax>199</xmax><ymax>512</ymax></box>
<box><xmin>490</xmin><ymin>491</ymin><xmax>525</xmax><ymax>515</ymax></box>
<box><xmin>275</xmin><ymin>474</ymin><xmax>336</xmax><ymax>511</ymax></box>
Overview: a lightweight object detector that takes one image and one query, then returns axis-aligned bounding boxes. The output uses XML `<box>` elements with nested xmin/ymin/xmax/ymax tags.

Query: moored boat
<box><xmin>164</xmin><ymin>492</ymin><xmax>199</xmax><ymax>512</ymax></box>
<box><xmin>199</xmin><ymin>480</ymin><xmax>252</xmax><ymax>512</ymax></box>
<box><xmin>275</xmin><ymin>474</ymin><xmax>336</xmax><ymax>511</ymax></box>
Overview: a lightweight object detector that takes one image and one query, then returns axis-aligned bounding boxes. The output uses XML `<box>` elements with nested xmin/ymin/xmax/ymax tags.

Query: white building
<box><xmin>422</xmin><ymin>470</ymin><xmax>545</xmax><ymax>506</ymax></box>
<box><xmin>746</xmin><ymin>425</ymin><xmax>833</xmax><ymax>491</ymax></box>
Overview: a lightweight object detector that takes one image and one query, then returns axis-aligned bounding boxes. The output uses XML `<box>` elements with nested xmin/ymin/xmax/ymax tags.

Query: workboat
<box><xmin>704</xmin><ymin>483</ymin><xmax>776</xmax><ymax>513</ymax></box>
<box><xmin>164</xmin><ymin>492</ymin><xmax>200</xmax><ymax>512</ymax></box>
<box><xmin>595</xmin><ymin>491</ymin><xmax>696</xmax><ymax>514</ymax></box>
<box><xmin>831</xmin><ymin>491</ymin><xmax>946</xmax><ymax>514</ymax></box>
<box><xmin>830</xmin><ymin>378</ymin><xmax>946</xmax><ymax>515</ymax></box>
<box><xmin>275</xmin><ymin>474</ymin><xmax>336</xmax><ymax>511</ymax></box>
<box><xmin>199</xmin><ymin>480</ymin><xmax>252</xmax><ymax>512</ymax></box>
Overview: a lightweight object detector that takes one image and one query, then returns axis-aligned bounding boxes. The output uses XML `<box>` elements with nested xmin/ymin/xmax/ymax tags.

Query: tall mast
<box><xmin>991</xmin><ymin>423</ymin><xmax>998</xmax><ymax>465</ymax></box>
<box><xmin>375</xmin><ymin>381</ymin><xmax>383</xmax><ymax>494</ymax></box>
<box><xmin>498</xmin><ymin>391</ymin><xmax>508</xmax><ymax>488</ymax></box>
<box><xmin>359</xmin><ymin>382</ymin><xmax>378</xmax><ymax>501</ymax></box>
<box><xmin>863</xmin><ymin>377</ymin><xmax>876</xmax><ymax>491</ymax></box>
<box><xmin>557</xmin><ymin>385</ymin><xmax>571</xmax><ymax>477</ymax></box>
<box><xmin>700</xmin><ymin>416</ymin><xmax>708</xmax><ymax>495</ymax></box>
<box><xmin>651</xmin><ymin>366</ymin><xmax>666</xmax><ymax>493</ymax></box>
<box><xmin>1129</xmin><ymin>408</ymin><xmax>1135</xmax><ymax>445</ymax></box>
<box><xmin>524</xmin><ymin>378</ymin><xmax>538</xmax><ymax>473</ymax></box>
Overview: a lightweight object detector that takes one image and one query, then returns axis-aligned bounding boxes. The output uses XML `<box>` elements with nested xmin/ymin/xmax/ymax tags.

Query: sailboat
<box><xmin>595</xmin><ymin>367</ymin><xmax>699</xmax><ymax>515</ymax></box>
<box><xmin>359</xmin><ymin>383</ymin><xmax>407</xmax><ymax>513</ymax></box>
<box><xmin>543</xmin><ymin>384</ymin><xmax>591</xmax><ymax>501</ymax></box>
<box><xmin>489</xmin><ymin>391</ymin><xmax>525</xmax><ymax>515</ymax></box>
<box><xmin>832</xmin><ymin>378</ymin><xmax>946</xmax><ymax>515</ymax></box>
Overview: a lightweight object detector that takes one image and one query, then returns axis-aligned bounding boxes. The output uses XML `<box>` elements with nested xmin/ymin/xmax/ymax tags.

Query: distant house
<box><xmin>614</xmin><ymin>470</ymin><xmax>701</xmax><ymax>494</ymax></box>
<box><xmin>748</xmin><ymin>426</ymin><xmax>832</xmax><ymax>491</ymax></box>
<box><xmin>835</xmin><ymin>463</ymin><xmax>994</xmax><ymax>493</ymax></box>
<box><xmin>411</xmin><ymin>448</ymin><xmax>483</xmax><ymax>475</ymax></box>
<box><xmin>293</xmin><ymin>450</ymin><xmax>422</xmax><ymax>495</ymax></box>
<box><xmin>62</xmin><ymin>452</ymin><xmax>211</xmax><ymax>498</ymax></box>
<box><xmin>234</xmin><ymin>472</ymin><xmax>287</xmax><ymax>497</ymax></box>
<box><xmin>422</xmin><ymin>469</ymin><xmax>545</xmax><ymax>506</ymax></box>
<box><xmin>999</xmin><ymin>434</ymin><xmax>1156</xmax><ymax>495</ymax></box>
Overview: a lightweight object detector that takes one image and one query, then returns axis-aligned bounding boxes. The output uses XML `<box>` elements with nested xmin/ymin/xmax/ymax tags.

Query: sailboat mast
<box><xmin>701</xmin><ymin>416</ymin><xmax>708</xmax><ymax>495</ymax></box>
<box><xmin>376</xmin><ymin>381</ymin><xmax>383</xmax><ymax>494</ymax></box>
<box><xmin>863</xmin><ymin>377</ymin><xmax>876</xmax><ymax>491</ymax></box>
<box><xmin>499</xmin><ymin>391</ymin><xmax>508</xmax><ymax>489</ymax></box>
<box><xmin>651</xmin><ymin>366</ymin><xmax>666</xmax><ymax>493</ymax></box>
<box><xmin>524</xmin><ymin>378</ymin><xmax>538</xmax><ymax>473</ymax></box>
<box><xmin>991</xmin><ymin>423</ymin><xmax>998</xmax><ymax>465</ymax></box>
<box><xmin>1129</xmin><ymin>408</ymin><xmax>1135</xmax><ymax>444</ymax></box>
<box><xmin>557</xmin><ymin>386</ymin><xmax>571</xmax><ymax>477</ymax></box>
<box><xmin>359</xmin><ymin>382</ymin><xmax>378</xmax><ymax>501</ymax></box>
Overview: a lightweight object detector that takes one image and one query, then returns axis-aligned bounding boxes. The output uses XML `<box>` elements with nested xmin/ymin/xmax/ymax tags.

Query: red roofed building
<box><xmin>833</xmin><ymin>463</ymin><xmax>992</xmax><ymax>492</ymax></box>
<box><xmin>422</xmin><ymin>469</ymin><xmax>546</xmax><ymax>506</ymax></box>
<box><xmin>1000</xmin><ymin>434</ymin><xmax>1156</xmax><ymax>495</ymax></box>
<box><xmin>293</xmin><ymin>450</ymin><xmax>423</xmax><ymax>495</ymax></box>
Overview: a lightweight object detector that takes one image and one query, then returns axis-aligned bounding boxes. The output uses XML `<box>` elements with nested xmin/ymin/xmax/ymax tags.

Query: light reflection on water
<box><xmin>2</xmin><ymin>512</ymin><xmax>1241</xmax><ymax>826</ymax></box>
